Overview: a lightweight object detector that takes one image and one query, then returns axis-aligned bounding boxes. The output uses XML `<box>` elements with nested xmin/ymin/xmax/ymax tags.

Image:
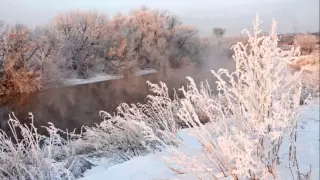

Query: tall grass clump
<box><xmin>0</xmin><ymin>113</ymin><xmax>75</xmax><ymax>180</ymax></box>
<box><xmin>83</xmin><ymin>81</ymin><xmax>182</xmax><ymax>162</ymax></box>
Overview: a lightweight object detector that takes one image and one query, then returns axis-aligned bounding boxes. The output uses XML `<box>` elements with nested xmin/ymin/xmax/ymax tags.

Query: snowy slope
<box><xmin>278</xmin><ymin>99</ymin><xmax>320</xmax><ymax>179</ymax></box>
<box><xmin>80</xmin><ymin>100</ymin><xmax>319</xmax><ymax>180</ymax></box>
<box><xmin>80</xmin><ymin>130</ymin><xmax>202</xmax><ymax>180</ymax></box>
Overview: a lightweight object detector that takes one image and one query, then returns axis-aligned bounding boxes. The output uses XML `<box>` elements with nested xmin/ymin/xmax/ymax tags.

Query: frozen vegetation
<box><xmin>0</xmin><ymin>8</ymin><xmax>208</xmax><ymax>96</ymax></box>
<box><xmin>80</xmin><ymin>100</ymin><xmax>319</xmax><ymax>180</ymax></box>
<box><xmin>0</xmin><ymin>15</ymin><xmax>319</xmax><ymax>180</ymax></box>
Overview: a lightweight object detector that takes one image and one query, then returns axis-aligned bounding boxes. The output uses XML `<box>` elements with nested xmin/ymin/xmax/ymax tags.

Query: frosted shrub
<box><xmin>83</xmin><ymin>105</ymin><xmax>151</xmax><ymax>161</ymax></box>
<box><xmin>83</xmin><ymin>80</ymin><xmax>181</xmax><ymax>161</ymax></box>
<box><xmin>294</xmin><ymin>34</ymin><xmax>319</xmax><ymax>55</ymax></box>
<box><xmin>165</xmin><ymin>15</ymin><xmax>303</xmax><ymax>179</ymax></box>
<box><xmin>0</xmin><ymin>113</ymin><xmax>74</xmax><ymax>180</ymax></box>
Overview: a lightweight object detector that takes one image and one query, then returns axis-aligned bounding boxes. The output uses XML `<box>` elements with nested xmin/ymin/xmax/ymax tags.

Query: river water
<box><xmin>0</xmin><ymin>71</ymin><xmax>209</xmax><ymax>135</ymax></box>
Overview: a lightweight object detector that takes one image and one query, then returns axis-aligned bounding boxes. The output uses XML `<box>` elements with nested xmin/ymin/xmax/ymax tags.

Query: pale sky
<box><xmin>1</xmin><ymin>0</ymin><xmax>319</xmax><ymax>35</ymax></box>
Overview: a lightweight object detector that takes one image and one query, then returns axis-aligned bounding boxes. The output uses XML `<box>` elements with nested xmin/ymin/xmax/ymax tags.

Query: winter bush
<box><xmin>0</xmin><ymin>113</ymin><xmax>75</xmax><ymax>180</ymax></box>
<box><xmin>141</xmin><ymin>15</ymin><xmax>306</xmax><ymax>179</ymax></box>
<box><xmin>286</xmin><ymin>52</ymin><xmax>319</xmax><ymax>103</ymax></box>
<box><xmin>300</xmin><ymin>70</ymin><xmax>319</xmax><ymax>104</ymax></box>
<box><xmin>294</xmin><ymin>34</ymin><xmax>319</xmax><ymax>55</ymax></box>
<box><xmin>83</xmin><ymin>80</ymin><xmax>181</xmax><ymax>162</ymax></box>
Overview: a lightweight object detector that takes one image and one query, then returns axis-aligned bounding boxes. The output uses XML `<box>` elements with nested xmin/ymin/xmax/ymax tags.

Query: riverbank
<box><xmin>80</xmin><ymin>99</ymin><xmax>319</xmax><ymax>179</ymax></box>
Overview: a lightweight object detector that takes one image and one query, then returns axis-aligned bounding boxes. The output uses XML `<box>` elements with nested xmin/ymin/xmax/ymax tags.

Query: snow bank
<box><xmin>63</xmin><ymin>74</ymin><xmax>121</xmax><ymax>86</ymax></box>
<box><xmin>80</xmin><ymin>100</ymin><xmax>319</xmax><ymax>180</ymax></box>
<box><xmin>63</xmin><ymin>69</ymin><xmax>158</xmax><ymax>86</ymax></box>
<box><xmin>80</xmin><ymin>130</ymin><xmax>202</xmax><ymax>180</ymax></box>
<box><xmin>278</xmin><ymin>99</ymin><xmax>320</xmax><ymax>179</ymax></box>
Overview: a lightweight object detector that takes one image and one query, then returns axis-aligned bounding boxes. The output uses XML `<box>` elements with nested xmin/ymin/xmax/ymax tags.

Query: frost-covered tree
<box><xmin>32</xmin><ymin>25</ymin><xmax>62</xmax><ymax>87</ymax></box>
<box><xmin>53</xmin><ymin>10</ymin><xmax>109</xmax><ymax>78</ymax></box>
<box><xmin>213</xmin><ymin>27</ymin><xmax>226</xmax><ymax>46</ymax></box>
<box><xmin>0</xmin><ymin>20</ymin><xmax>8</xmax><ymax>74</ymax></box>
<box><xmin>0</xmin><ymin>24</ymin><xmax>43</xmax><ymax>95</ymax></box>
<box><xmin>213</xmin><ymin>27</ymin><xmax>226</xmax><ymax>38</ymax></box>
<box><xmin>104</xmin><ymin>7</ymin><xmax>201</xmax><ymax>75</ymax></box>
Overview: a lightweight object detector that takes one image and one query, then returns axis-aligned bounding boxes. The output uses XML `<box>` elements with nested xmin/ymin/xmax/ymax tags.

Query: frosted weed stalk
<box><xmin>0</xmin><ymin>113</ymin><xmax>74</xmax><ymax>180</ymax></box>
<box><xmin>84</xmin><ymin>80</ymin><xmax>181</xmax><ymax>162</ymax></box>
<box><xmin>164</xmin><ymin>14</ymin><xmax>304</xmax><ymax>179</ymax></box>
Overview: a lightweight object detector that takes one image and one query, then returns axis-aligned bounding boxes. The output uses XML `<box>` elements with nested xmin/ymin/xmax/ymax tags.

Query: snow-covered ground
<box><xmin>278</xmin><ymin>99</ymin><xmax>320</xmax><ymax>179</ymax></box>
<box><xmin>63</xmin><ymin>69</ymin><xmax>158</xmax><ymax>86</ymax></box>
<box><xmin>80</xmin><ymin>99</ymin><xmax>319</xmax><ymax>180</ymax></box>
<box><xmin>80</xmin><ymin>130</ymin><xmax>202</xmax><ymax>180</ymax></box>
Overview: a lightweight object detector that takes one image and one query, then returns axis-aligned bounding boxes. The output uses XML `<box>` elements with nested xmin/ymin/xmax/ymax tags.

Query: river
<box><xmin>0</xmin><ymin>71</ymin><xmax>213</xmax><ymax>135</ymax></box>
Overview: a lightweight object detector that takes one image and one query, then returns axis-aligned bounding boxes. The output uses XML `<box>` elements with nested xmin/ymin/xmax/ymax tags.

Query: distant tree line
<box><xmin>0</xmin><ymin>7</ymin><xmax>212</xmax><ymax>96</ymax></box>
